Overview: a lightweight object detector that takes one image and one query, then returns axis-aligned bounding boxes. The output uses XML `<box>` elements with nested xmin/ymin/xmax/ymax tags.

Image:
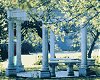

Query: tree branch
<box><xmin>89</xmin><ymin>30</ymin><xmax>96</xmax><ymax>38</ymax></box>
<box><xmin>88</xmin><ymin>29</ymin><xmax>100</xmax><ymax>58</ymax></box>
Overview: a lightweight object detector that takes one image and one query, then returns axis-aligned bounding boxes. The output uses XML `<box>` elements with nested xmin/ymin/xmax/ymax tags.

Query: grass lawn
<box><xmin>0</xmin><ymin>50</ymin><xmax>100</xmax><ymax>79</ymax></box>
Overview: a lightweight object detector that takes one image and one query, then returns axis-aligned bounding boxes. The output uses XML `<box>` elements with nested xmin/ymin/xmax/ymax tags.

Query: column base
<box><xmin>16</xmin><ymin>65</ymin><xmax>25</xmax><ymax>73</ymax></box>
<box><xmin>6</xmin><ymin>68</ymin><xmax>16</xmax><ymax>76</ymax></box>
<box><xmin>39</xmin><ymin>70</ymin><xmax>51</xmax><ymax>78</ymax></box>
<box><xmin>67</xmin><ymin>70</ymin><xmax>74</xmax><ymax>76</ymax></box>
<box><xmin>50</xmin><ymin>66</ymin><xmax>56</xmax><ymax>77</ymax></box>
<box><xmin>79</xmin><ymin>67</ymin><xmax>89</xmax><ymax>77</ymax></box>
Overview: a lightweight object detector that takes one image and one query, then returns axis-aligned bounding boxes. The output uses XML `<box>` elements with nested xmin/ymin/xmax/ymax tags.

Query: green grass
<box><xmin>0</xmin><ymin>50</ymin><xmax>100</xmax><ymax>79</ymax></box>
<box><xmin>0</xmin><ymin>65</ymin><xmax>100</xmax><ymax>80</ymax></box>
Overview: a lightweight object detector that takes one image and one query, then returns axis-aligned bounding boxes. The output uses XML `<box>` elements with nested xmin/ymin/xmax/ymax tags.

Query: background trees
<box><xmin>0</xmin><ymin>0</ymin><xmax>99</xmax><ymax>59</ymax></box>
<box><xmin>0</xmin><ymin>2</ymin><xmax>7</xmax><ymax>43</ymax></box>
<box><xmin>0</xmin><ymin>2</ymin><xmax>8</xmax><ymax>60</ymax></box>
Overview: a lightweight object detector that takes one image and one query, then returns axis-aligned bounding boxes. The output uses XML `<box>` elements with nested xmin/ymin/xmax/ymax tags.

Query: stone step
<box><xmin>17</xmin><ymin>70</ymin><xmax>79</xmax><ymax>78</ymax></box>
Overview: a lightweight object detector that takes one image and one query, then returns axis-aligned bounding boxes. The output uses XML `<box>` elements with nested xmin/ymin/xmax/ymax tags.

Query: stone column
<box><xmin>16</xmin><ymin>20</ymin><xmax>24</xmax><ymax>72</ymax></box>
<box><xmin>39</xmin><ymin>24</ymin><xmax>51</xmax><ymax>78</ymax></box>
<box><xmin>50</xmin><ymin>30</ymin><xmax>55</xmax><ymax>59</ymax></box>
<box><xmin>6</xmin><ymin>17</ymin><xmax>16</xmax><ymax>76</ymax></box>
<box><xmin>79</xmin><ymin>26</ymin><xmax>88</xmax><ymax>76</ymax></box>
<box><xmin>50</xmin><ymin>30</ymin><xmax>56</xmax><ymax>77</ymax></box>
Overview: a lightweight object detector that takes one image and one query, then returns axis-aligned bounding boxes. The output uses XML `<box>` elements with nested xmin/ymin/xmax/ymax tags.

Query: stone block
<box><xmin>39</xmin><ymin>70</ymin><xmax>51</xmax><ymax>78</ymax></box>
<box><xmin>6</xmin><ymin>68</ymin><xmax>16</xmax><ymax>76</ymax></box>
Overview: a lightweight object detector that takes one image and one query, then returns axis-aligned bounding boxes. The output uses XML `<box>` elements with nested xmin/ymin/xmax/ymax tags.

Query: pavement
<box><xmin>17</xmin><ymin>70</ymin><xmax>79</xmax><ymax>78</ymax></box>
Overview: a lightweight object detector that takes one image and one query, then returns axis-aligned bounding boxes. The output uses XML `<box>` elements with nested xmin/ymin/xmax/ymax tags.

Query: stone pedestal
<box><xmin>50</xmin><ymin>66</ymin><xmax>56</xmax><ymax>77</ymax></box>
<box><xmin>49</xmin><ymin>63</ymin><xmax>58</xmax><ymax>77</ymax></box>
<box><xmin>66</xmin><ymin>63</ymin><xmax>74</xmax><ymax>76</ymax></box>
<box><xmin>6</xmin><ymin>66</ymin><xmax>16</xmax><ymax>76</ymax></box>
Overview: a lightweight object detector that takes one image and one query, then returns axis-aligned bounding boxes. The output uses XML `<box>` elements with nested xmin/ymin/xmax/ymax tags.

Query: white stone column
<box><xmin>6</xmin><ymin>18</ymin><xmax>16</xmax><ymax>76</ymax></box>
<box><xmin>39</xmin><ymin>24</ymin><xmax>51</xmax><ymax>78</ymax></box>
<box><xmin>79</xmin><ymin>26</ymin><xmax>88</xmax><ymax>76</ymax></box>
<box><xmin>49</xmin><ymin>30</ymin><xmax>56</xmax><ymax>77</ymax></box>
<box><xmin>16</xmin><ymin>20</ymin><xmax>24</xmax><ymax>72</ymax></box>
<box><xmin>50</xmin><ymin>30</ymin><xmax>55</xmax><ymax>59</ymax></box>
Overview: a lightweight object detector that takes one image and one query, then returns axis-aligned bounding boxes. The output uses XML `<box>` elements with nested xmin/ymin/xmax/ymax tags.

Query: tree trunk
<box><xmin>88</xmin><ymin>30</ymin><xmax>99</xmax><ymax>58</ymax></box>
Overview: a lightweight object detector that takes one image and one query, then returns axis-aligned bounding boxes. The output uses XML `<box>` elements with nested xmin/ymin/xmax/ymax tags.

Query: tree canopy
<box><xmin>0</xmin><ymin>1</ymin><xmax>7</xmax><ymax>43</ymax></box>
<box><xmin>1</xmin><ymin>0</ymin><xmax>99</xmax><ymax>30</ymax></box>
<box><xmin>0</xmin><ymin>0</ymin><xmax>99</xmax><ymax>58</ymax></box>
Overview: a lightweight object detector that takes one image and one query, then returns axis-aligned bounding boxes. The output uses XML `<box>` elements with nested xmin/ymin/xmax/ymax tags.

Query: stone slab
<box><xmin>17</xmin><ymin>71</ymin><xmax>79</xmax><ymax>78</ymax></box>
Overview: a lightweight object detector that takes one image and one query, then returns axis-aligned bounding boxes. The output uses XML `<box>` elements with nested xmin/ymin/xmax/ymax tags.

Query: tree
<box><xmin>1</xmin><ymin>0</ymin><xmax>100</xmax><ymax>57</ymax></box>
<box><xmin>0</xmin><ymin>2</ymin><xmax>7</xmax><ymax>43</ymax></box>
<box><xmin>0</xmin><ymin>1</ymin><xmax>8</xmax><ymax>61</ymax></box>
<box><xmin>88</xmin><ymin>28</ymin><xmax>100</xmax><ymax>58</ymax></box>
<box><xmin>1</xmin><ymin>0</ymin><xmax>99</xmax><ymax>28</ymax></box>
<box><xmin>21</xmin><ymin>20</ymin><xmax>50</xmax><ymax>52</ymax></box>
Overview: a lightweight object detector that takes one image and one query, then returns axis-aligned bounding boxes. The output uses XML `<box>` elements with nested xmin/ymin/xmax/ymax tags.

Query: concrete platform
<box><xmin>17</xmin><ymin>71</ymin><xmax>39</xmax><ymax>78</ymax></box>
<box><xmin>17</xmin><ymin>70</ymin><xmax>79</xmax><ymax>78</ymax></box>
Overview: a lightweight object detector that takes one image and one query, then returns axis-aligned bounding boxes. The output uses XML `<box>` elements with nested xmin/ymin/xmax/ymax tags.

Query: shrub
<box><xmin>34</xmin><ymin>55</ymin><xmax>42</xmax><ymax>65</ymax></box>
<box><xmin>0</xmin><ymin>43</ymin><xmax>8</xmax><ymax>61</ymax></box>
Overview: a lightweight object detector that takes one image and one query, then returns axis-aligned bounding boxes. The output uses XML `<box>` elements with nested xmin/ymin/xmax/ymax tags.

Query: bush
<box><xmin>21</xmin><ymin>41</ymin><xmax>42</xmax><ymax>54</ymax></box>
<box><xmin>21</xmin><ymin>41</ymin><xmax>34</xmax><ymax>54</ymax></box>
<box><xmin>34</xmin><ymin>55</ymin><xmax>42</xmax><ymax>65</ymax></box>
<box><xmin>0</xmin><ymin>43</ymin><xmax>8</xmax><ymax>61</ymax></box>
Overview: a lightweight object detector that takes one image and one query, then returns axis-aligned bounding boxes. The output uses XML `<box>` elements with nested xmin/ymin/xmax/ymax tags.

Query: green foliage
<box><xmin>1</xmin><ymin>0</ymin><xmax>99</xmax><ymax>32</ymax></box>
<box><xmin>34</xmin><ymin>55</ymin><xmax>42</xmax><ymax>65</ymax></box>
<box><xmin>1</xmin><ymin>0</ymin><xmax>99</xmax><ymax>30</ymax></box>
<box><xmin>0</xmin><ymin>2</ymin><xmax>7</xmax><ymax>43</ymax></box>
<box><xmin>0</xmin><ymin>44</ymin><xmax>8</xmax><ymax>61</ymax></box>
<box><xmin>0</xmin><ymin>0</ymin><xmax>99</xmax><ymax>52</ymax></box>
